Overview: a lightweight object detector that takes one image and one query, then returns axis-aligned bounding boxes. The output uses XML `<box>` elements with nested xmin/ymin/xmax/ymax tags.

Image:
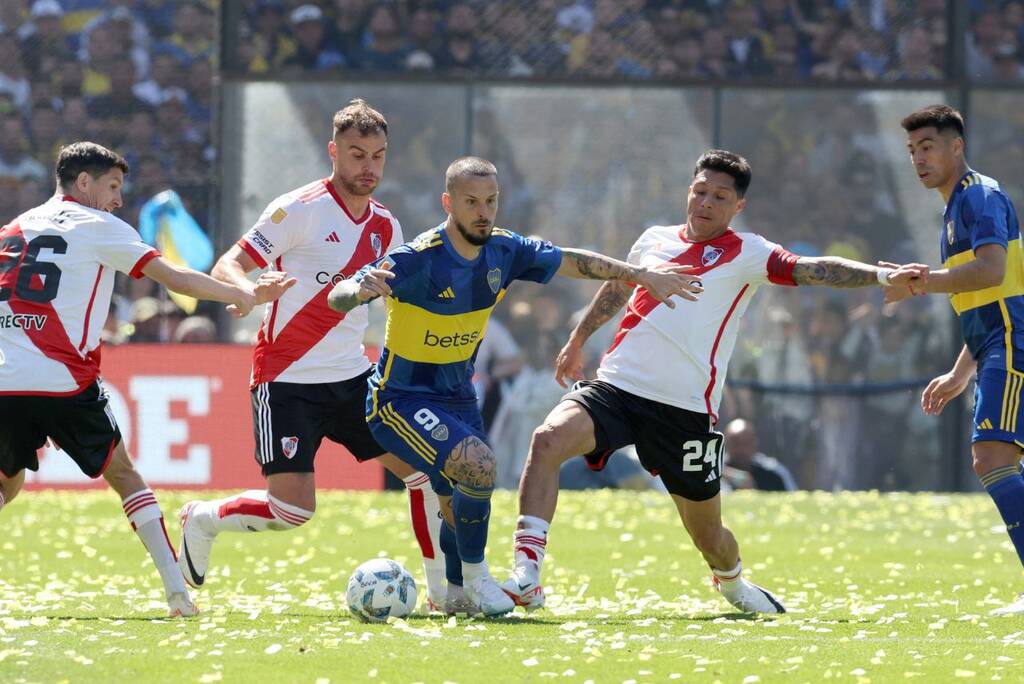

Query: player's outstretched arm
<box><xmin>327</xmin><ymin>266</ymin><xmax>394</xmax><ymax>313</ymax></box>
<box><xmin>891</xmin><ymin>244</ymin><xmax>1006</xmax><ymax>298</ymax></box>
<box><xmin>790</xmin><ymin>256</ymin><xmax>923</xmax><ymax>288</ymax></box>
<box><xmin>555</xmin><ymin>281</ymin><xmax>632</xmax><ymax>387</ymax></box>
<box><xmin>556</xmin><ymin>248</ymin><xmax>703</xmax><ymax>308</ymax></box>
<box><xmin>142</xmin><ymin>257</ymin><xmax>278</xmax><ymax>318</ymax></box>
<box><xmin>211</xmin><ymin>245</ymin><xmax>296</xmax><ymax>305</ymax></box>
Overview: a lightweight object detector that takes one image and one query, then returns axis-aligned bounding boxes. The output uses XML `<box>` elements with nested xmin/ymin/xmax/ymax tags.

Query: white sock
<box><xmin>403</xmin><ymin>472</ymin><xmax>446</xmax><ymax>600</ymax></box>
<box><xmin>195</xmin><ymin>490</ymin><xmax>313</xmax><ymax>534</ymax></box>
<box><xmin>462</xmin><ymin>559</ymin><xmax>487</xmax><ymax>585</ymax></box>
<box><xmin>0</xmin><ymin>488</ymin><xmax>6</xmax><ymax>514</ymax></box>
<box><xmin>711</xmin><ymin>560</ymin><xmax>743</xmax><ymax>587</ymax></box>
<box><xmin>513</xmin><ymin>515</ymin><xmax>549</xmax><ymax>577</ymax></box>
<box><xmin>122</xmin><ymin>489</ymin><xmax>187</xmax><ymax>596</ymax></box>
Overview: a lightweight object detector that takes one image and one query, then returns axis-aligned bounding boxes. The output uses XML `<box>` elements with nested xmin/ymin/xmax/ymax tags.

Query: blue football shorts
<box><xmin>367</xmin><ymin>391</ymin><xmax>487</xmax><ymax>497</ymax></box>
<box><xmin>972</xmin><ymin>364</ymin><xmax>1024</xmax><ymax>448</ymax></box>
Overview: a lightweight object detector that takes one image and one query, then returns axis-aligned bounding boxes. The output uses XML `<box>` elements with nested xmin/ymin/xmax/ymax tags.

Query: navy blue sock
<box><xmin>440</xmin><ymin>520</ymin><xmax>463</xmax><ymax>586</ymax></box>
<box><xmin>982</xmin><ymin>465</ymin><xmax>1024</xmax><ymax>568</ymax></box>
<box><xmin>452</xmin><ymin>483</ymin><xmax>492</xmax><ymax>564</ymax></box>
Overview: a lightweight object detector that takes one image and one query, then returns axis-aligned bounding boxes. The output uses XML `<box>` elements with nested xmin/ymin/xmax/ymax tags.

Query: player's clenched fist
<box><xmin>357</xmin><ymin>264</ymin><xmax>395</xmax><ymax>302</ymax></box>
<box><xmin>226</xmin><ymin>290</ymin><xmax>258</xmax><ymax>318</ymax></box>
<box><xmin>635</xmin><ymin>264</ymin><xmax>703</xmax><ymax>308</ymax></box>
<box><xmin>554</xmin><ymin>338</ymin><xmax>585</xmax><ymax>388</ymax></box>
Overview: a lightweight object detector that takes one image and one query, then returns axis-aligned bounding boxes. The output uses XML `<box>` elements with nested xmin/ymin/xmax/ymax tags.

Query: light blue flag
<box><xmin>138</xmin><ymin>190</ymin><xmax>214</xmax><ymax>313</ymax></box>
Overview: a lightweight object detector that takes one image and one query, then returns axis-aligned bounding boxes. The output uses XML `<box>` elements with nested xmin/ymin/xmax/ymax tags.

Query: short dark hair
<box><xmin>900</xmin><ymin>104</ymin><xmax>965</xmax><ymax>138</ymax></box>
<box><xmin>445</xmin><ymin>156</ymin><xmax>497</xmax><ymax>193</ymax></box>
<box><xmin>694</xmin><ymin>149</ymin><xmax>752</xmax><ymax>197</ymax></box>
<box><xmin>332</xmin><ymin>98</ymin><xmax>388</xmax><ymax>138</ymax></box>
<box><xmin>55</xmin><ymin>142</ymin><xmax>129</xmax><ymax>190</ymax></box>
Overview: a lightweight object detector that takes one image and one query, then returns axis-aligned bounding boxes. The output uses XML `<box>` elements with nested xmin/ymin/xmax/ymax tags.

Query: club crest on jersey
<box><xmin>371</xmin><ymin>233</ymin><xmax>383</xmax><ymax>258</ymax></box>
<box><xmin>702</xmin><ymin>245</ymin><xmax>725</xmax><ymax>267</ymax></box>
<box><xmin>487</xmin><ymin>268</ymin><xmax>501</xmax><ymax>294</ymax></box>
<box><xmin>431</xmin><ymin>424</ymin><xmax>449</xmax><ymax>441</ymax></box>
<box><xmin>946</xmin><ymin>220</ymin><xmax>954</xmax><ymax>245</ymax></box>
<box><xmin>281</xmin><ymin>436</ymin><xmax>299</xmax><ymax>459</ymax></box>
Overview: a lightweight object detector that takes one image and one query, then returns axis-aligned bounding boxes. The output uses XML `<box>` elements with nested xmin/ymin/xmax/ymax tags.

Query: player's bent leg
<box><xmin>518</xmin><ymin>400</ymin><xmax>598</xmax><ymax>522</ymax></box>
<box><xmin>378</xmin><ymin>452</ymin><xmax>448</xmax><ymax>611</ymax></box>
<box><xmin>443</xmin><ymin>436</ymin><xmax>512</xmax><ymax>617</ymax></box>
<box><xmin>674</xmin><ymin>493</ymin><xmax>784</xmax><ymax>615</ymax></box>
<box><xmin>102</xmin><ymin>442</ymin><xmax>197</xmax><ymax>617</ymax></box>
<box><xmin>178</xmin><ymin>473</ymin><xmax>315</xmax><ymax>589</ymax></box>
<box><xmin>0</xmin><ymin>469</ymin><xmax>25</xmax><ymax>513</ymax></box>
<box><xmin>972</xmin><ymin>440</ymin><xmax>1024</xmax><ymax>615</ymax></box>
<box><xmin>505</xmin><ymin>400</ymin><xmax>598</xmax><ymax>610</ymax></box>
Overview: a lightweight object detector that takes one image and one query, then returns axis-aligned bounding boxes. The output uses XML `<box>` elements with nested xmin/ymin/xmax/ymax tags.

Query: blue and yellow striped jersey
<box><xmin>941</xmin><ymin>170</ymin><xmax>1024</xmax><ymax>362</ymax></box>
<box><xmin>359</xmin><ymin>224</ymin><xmax>562</xmax><ymax>402</ymax></box>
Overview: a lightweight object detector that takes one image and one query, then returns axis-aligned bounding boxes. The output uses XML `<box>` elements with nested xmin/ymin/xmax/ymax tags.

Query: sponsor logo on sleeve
<box><xmin>251</xmin><ymin>230</ymin><xmax>274</xmax><ymax>255</ymax></box>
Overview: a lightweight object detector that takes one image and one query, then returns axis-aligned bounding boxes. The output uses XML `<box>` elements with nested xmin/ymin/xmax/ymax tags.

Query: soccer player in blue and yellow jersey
<box><xmin>328</xmin><ymin>157</ymin><xmax>703</xmax><ymax>615</ymax></box>
<box><xmin>888</xmin><ymin>104</ymin><xmax>1024</xmax><ymax>615</ymax></box>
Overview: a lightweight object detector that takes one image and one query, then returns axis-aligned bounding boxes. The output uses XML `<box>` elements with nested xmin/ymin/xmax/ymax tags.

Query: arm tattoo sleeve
<box><xmin>791</xmin><ymin>257</ymin><xmax>881</xmax><ymax>288</ymax></box>
<box><xmin>561</xmin><ymin>248</ymin><xmax>644</xmax><ymax>281</ymax></box>
<box><xmin>574</xmin><ymin>281</ymin><xmax>632</xmax><ymax>341</ymax></box>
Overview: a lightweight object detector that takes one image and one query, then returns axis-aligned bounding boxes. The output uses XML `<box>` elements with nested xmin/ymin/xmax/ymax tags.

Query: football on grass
<box><xmin>346</xmin><ymin>558</ymin><xmax>418</xmax><ymax>623</ymax></box>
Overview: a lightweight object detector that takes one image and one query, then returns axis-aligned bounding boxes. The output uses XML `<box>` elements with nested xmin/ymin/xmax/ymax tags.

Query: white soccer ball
<box><xmin>346</xmin><ymin>558</ymin><xmax>418</xmax><ymax>623</ymax></box>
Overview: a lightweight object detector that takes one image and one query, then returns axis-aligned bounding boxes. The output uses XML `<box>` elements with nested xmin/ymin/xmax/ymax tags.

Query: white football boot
<box><xmin>167</xmin><ymin>591</ymin><xmax>199</xmax><ymax>618</ymax></box>
<box><xmin>990</xmin><ymin>593</ymin><xmax>1024</xmax><ymax>616</ymax></box>
<box><xmin>442</xmin><ymin>585</ymin><xmax>481</xmax><ymax>616</ymax></box>
<box><xmin>501</xmin><ymin>567</ymin><xmax>546</xmax><ymax>611</ymax></box>
<box><xmin>713</xmin><ymin>575</ymin><xmax>786</xmax><ymax>614</ymax></box>
<box><xmin>464</xmin><ymin>566</ymin><xmax>515</xmax><ymax>617</ymax></box>
<box><xmin>178</xmin><ymin>501</ymin><xmax>215</xmax><ymax>589</ymax></box>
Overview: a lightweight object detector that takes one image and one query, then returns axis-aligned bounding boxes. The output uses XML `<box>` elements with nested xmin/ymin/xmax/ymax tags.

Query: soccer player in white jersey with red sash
<box><xmin>503</xmin><ymin>150</ymin><xmax>925</xmax><ymax>614</ymax></box>
<box><xmin>178</xmin><ymin>100</ymin><xmax>449</xmax><ymax>610</ymax></box>
<box><xmin>0</xmin><ymin>142</ymin><xmax>290</xmax><ymax>617</ymax></box>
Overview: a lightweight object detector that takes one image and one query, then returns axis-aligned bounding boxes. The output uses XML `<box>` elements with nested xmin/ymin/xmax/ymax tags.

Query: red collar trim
<box><xmin>61</xmin><ymin>195</ymin><xmax>83</xmax><ymax>205</ymax></box>
<box><xmin>678</xmin><ymin>226</ymin><xmax>734</xmax><ymax>244</ymax></box>
<box><xmin>322</xmin><ymin>178</ymin><xmax>371</xmax><ymax>224</ymax></box>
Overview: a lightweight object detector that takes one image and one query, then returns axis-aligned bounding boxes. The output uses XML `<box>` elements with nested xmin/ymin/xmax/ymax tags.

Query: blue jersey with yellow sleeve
<box><xmin>358</xmin><ymin>224</ymin><xmax>562</xmax><ymax>403</ymax></box>
<box><xmin>941</xmin><ymin>170</ymin><xmax>1024</xmax><ymax>363</ymax></box>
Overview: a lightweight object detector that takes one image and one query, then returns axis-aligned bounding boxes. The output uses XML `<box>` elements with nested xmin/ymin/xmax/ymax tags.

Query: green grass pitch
<box><xmin>2</xmin><ymin>489</ymin><xmax>1023</xmax><ymax>683</ymax></box>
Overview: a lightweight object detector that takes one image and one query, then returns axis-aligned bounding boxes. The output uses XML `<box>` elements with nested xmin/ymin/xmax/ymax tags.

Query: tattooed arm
<box><xmin>571</xmin><ymin>281</ymin><xmax>633</xmax><ymax>343</ymax></box>
<box><xmin>792</xmin><ymin>256</ymin><xmax>904</xmax><ymax>288</ymax></box>
<box><xmin>556</xmin><ymin>247</ymin><xmax>703</xmax><ymax>307</ymax></box>
<box><xmin>554</xmin><ymin>281</ymin><xmax>633</xmax><ymax>387</ymax></box>
<box><xmin>557</xmin><ymin>248</ymin><xmax>645</xmax><ymax>281</ymax></box>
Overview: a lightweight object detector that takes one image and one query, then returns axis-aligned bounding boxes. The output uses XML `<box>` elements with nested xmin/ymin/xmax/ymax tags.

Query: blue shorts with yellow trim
<box><xmin>972</xmin><ymin>364</ymin><xmax>1024</xmax><ymax>448</ymax></box>
<box><xmin>366</xmin><ymin>391</ymin><xmax>486</xmax><ymax>497</ymax></box>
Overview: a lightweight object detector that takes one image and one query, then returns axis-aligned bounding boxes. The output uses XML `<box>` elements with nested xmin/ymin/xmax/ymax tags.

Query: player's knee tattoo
<box><xmin>444</xmin><ymin>436</ymin><xmax>496</xmax><ymax>489</ymax></box>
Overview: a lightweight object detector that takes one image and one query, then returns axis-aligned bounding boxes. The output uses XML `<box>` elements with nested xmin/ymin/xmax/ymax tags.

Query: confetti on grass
<box><xmin>0</xmin><ymin>490</ymin><xmax>1020</xmax><ymax>682</ymax></box>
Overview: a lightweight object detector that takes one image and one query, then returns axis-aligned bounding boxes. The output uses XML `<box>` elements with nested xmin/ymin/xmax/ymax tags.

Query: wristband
<box><xmin>877</xmin><ymin>268</ymin><xmax>893</xmax><ymax>286</ymax></box>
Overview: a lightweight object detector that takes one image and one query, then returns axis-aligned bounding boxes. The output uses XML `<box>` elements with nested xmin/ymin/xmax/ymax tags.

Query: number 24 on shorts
<box><xmin>681</xmin><ymin>437</ymin><xmax>723</xmax><ymax>473</ymax></box>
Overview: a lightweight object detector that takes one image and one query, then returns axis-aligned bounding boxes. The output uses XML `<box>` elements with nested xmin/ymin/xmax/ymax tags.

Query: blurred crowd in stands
<box><xmin>228</xmin><ymin>0</ymin><xmax>1021</xmax><ymax>83</ymax></box>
